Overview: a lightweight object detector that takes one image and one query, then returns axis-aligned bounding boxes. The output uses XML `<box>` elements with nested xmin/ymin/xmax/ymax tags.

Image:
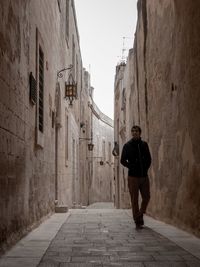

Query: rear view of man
<box><xmin>120</xmin><ymin>125</ymin><xmax>151</xmax><ymax>229</ymax></box>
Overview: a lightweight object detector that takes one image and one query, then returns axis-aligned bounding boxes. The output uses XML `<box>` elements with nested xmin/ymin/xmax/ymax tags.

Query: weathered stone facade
<box><xmin>89</xmin><ymin>101</ymin><xmax>114</xmax><ymax>204</ymax></box>
<box><xmin>114</xmin><ymin>0</ymin><xmax>200</xmax><ymax>236</ymax></box>
<box><xmin>0</xmin><ymin>0</ymin><xmax>81</xmax><ymax>251</ymax></box>
<box><xmin>79</xmin><ymin>70</ymin><xmax>114</xmax><ymax>206</ymax></box>
<box><xmin>113</xmin><ymin>50</ymin><xmax>135</xmax><ymax>209</ymax></box>
<box><xmin>0</xmin><ymin>0</ymin><xmax>114</xmax><ymax>252</ymax></box>
<box><xmin>78</xmin><ymin>69</ymin><xmax>92</xmax><ymax>206</ymax></box>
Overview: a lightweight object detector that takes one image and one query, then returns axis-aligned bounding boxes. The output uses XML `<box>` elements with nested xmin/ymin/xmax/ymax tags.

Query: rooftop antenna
<box><xmin>120</xmin><ymin>36</ymin><xmax>132</xmax><ymax>63</ymax></box>
<box><xmin>121</xmin><ymin>37</ymin><xmax>126</xmax><ymax>62</ymax></box>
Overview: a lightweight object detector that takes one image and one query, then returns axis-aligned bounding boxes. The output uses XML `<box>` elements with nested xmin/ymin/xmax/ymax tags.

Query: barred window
<box><xmin>57</xmin><ymin>0</ymin><xmax>61</xmax><ymax>12</ymax></box>
<box><xmin>66</xmin><ymin>0</ymin><xmax>70</xmax><ymax>40</ymax></box>
<box><xmin>102</xmin><ymin>140</ymin><xmax>106</xmax><ymax>161</ymax></box>
<box><xmin>108</xmin><ymin>142</ymin><xmax>111</xmax><ymax>162</ymax></box>
<box><xmin>65</xmin><ymin>113</ymin><xmax>69</xmax><ymax>162</ymax></box>
<box><xmin>72</xmin><ymin>35</ymin><xmax>75</xmax><ymax>78</ymax></box>
<box><xmin>39</xmin><ymin>47</ymin><xmax>44</xmax><ymax>133</ymax></box>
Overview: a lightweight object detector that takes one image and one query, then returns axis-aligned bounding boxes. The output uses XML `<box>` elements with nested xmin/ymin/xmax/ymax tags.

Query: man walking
<box><xmin>120</xmin><ymin>125</ymin><xmax>151</xmax><ymax>229</ymax></box>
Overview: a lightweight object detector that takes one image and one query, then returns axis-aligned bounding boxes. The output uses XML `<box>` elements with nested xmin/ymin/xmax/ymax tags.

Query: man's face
<box><xmin>131</xmin><ymin>128</ymin><xmax>141</xmax><ymax>139</ymax></box>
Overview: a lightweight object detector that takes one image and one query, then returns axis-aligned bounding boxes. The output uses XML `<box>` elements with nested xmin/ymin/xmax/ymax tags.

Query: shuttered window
<box><xmin>66</xmin><ymin>0</ymin><xmax>69</xmax><ymax>40</ymax></box>
<box><xmin>102</xmin><ymin>140</ymin><xmax>106</xmax><ymax>161</ymax></box>
<box><xmin>39</xmin><ymin>47</ymin><xmax>44</xmax><ymax>133</ymax></box>
<box><xmin>57</xmin><ymin>0</ymin><xmax>61</xmax><ymax>12</ymax></box>
<box><xmin>65</xmin><ymin>113</ymin><xmax>69</xmax><ymax>162</ymax></box>
<box><xmin>108</xmin><ymin>142</ymin><xmax>111</xmax><ymax>162</ymax></box>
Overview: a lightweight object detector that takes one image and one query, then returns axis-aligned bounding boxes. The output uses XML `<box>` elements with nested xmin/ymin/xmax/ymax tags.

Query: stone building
<box><xmin>114</xmin><ymin>0</ymin><xmax>200</xmax><ymax>237</ymax></box>
<box><xmin>79</xmin><ymin>70</ymin><xmax>114</xmax><ymax>206</ymax></box>
<box><xmin>89</xmin><ymin>100</ymin><xmax>114</xmax><ymax>204</ymax></box>
<box><xmin>0</xmin><ymin>0</ymin><xmax>114</xmax><ymax>252</ymax></box>
<box><xmin>53</xmin><ymin>0</ymin><xmax>83</xmax><ymax>210</ymax></box>
<box><xmin>113</xmin><ymin>50</ymin><xmax>135</xmax><ymax>209</ymax></box>
<box><xmin>0</xmin><ymin>0</ymin><xmax>82</xmax><ymax>250</ymax></box>
<box><xmin>78</xmin><ymin>69</ymin><xmax>92</xmax><ymax>206</ymax></box>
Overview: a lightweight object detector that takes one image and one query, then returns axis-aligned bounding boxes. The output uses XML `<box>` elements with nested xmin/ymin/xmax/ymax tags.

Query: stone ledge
<box><xmin>55</xmin><ymin>206</ymin><xmax>68</xmax><ymax>213</ymax></box>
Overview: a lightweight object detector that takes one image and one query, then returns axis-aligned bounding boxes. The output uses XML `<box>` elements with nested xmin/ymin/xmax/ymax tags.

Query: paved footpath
<box><xmin>0</xmin><ymin>204</ymin><xmax>200</xmax><ymax>267</ymax></box>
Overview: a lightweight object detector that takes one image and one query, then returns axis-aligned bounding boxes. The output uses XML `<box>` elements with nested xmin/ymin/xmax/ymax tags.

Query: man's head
<box><xmin>131</xmin><ymin>125</ymin><xmax>141</xmax><ymax>140</ymax></box>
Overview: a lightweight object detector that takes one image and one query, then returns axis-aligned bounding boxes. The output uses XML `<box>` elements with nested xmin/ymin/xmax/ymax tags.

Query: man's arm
<box><xmin>120</xmin><ymin>144</ymin><xmax>129</xmax><ymax>168</ymax></box>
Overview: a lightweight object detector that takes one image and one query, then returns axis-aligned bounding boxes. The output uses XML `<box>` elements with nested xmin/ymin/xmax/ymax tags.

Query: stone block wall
<box><xmin>90</xmin><ymin>115</ymin><xmax>114</xmax><ymax>204</ymax></box>
<box><xmin>79</xmin><ymin>70</ymin><xmax>114</xmax><ymax>205</ymax></box>
<box><xmin>0</xmin><ymin>0</ymin><xmax>83</xmax><ymax>251</ymax></box>
<box><xmin>132</xmin><ymin>0</ymin><xmax>200</xmax><ymax>236</ymax></box>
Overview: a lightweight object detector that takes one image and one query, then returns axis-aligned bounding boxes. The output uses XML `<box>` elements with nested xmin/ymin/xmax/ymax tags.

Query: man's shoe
<box><xmin>139</xmin><ymin>214</ymin><xmax>144</xmax><ymax>226</ymax></box>
<box><xmin>135</xmin><ymin>213</ymin><xmax>144</xmax><ymax>226</ymax></box>
<box><xmin>135</xmin><ymin>223</ymin><xmax>143</xmax><ymax>230</ymax></box>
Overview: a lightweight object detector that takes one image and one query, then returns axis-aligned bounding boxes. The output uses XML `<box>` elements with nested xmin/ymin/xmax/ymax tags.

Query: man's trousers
<box><xmin>128</xmin><ymin>176</ymin><xmax>150</xmax><ymax>221</ymax></box>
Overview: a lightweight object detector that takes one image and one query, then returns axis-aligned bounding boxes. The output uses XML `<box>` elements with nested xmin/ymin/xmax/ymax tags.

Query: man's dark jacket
<box><xmin>120</xmin><ymin>138</ymin><xmax>151</xmax><ymax>177</ymax></box>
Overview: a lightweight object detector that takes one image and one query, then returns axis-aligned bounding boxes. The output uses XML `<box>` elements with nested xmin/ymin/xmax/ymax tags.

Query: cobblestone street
<box><xmin>1</xmin><ymin>204</ymin><xmax>200</xmax><ymax>267</ymax></box>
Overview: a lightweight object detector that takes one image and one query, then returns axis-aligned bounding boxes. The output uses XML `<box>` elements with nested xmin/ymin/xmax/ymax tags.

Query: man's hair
<box><xmin>131</xmin><ymin>125</ymin><xmax>141</xmax><ymax>133</ymax></box>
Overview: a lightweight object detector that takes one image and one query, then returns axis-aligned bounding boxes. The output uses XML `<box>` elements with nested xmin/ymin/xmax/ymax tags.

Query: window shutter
<box><xmin>29</xmin><ymin>72</ymin><xmax>37</xmax><ymax>104</ymax></box>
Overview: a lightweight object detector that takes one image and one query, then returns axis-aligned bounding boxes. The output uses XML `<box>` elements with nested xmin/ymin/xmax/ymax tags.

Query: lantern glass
<box><xmin>65</xmin><ymin>73</ymin><xmax>77</xmax><ymax>104</ymax></box>
<box><xmin>88</xmin><ymin>143</ymin><xmax>94</xmax><ymax>151</ymax></box>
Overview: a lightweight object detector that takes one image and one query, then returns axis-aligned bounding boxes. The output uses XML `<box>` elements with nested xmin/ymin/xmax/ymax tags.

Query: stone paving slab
<box><xmin>1</xmin><ymin>206</ymin><xmax>200</xmax><ymax>267</ymax></box>
<box><xmin>37</xmin><ymin>209</ymin><xmax>200</xmax><ymax>267</ymax></box>
<box><xmin>0</xmin><ymin>213</ymin><xmax>69</xmax><ymax>267</ymax></box>
<box><xmin>139</xmin><ymin>211</ymin><xmax>200</xmax><ymax>260</ymax></box>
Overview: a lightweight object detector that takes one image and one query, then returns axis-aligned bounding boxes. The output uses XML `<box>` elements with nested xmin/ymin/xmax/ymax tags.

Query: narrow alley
<box><xmin>0</xmin><ymin>203</ymin><xmax>200</xmax><ymax>267</ymax></box>
<box><xmin>1</xmin><ymin>0</ymin><xmax>200</xmax><ymax>266</ymax></box>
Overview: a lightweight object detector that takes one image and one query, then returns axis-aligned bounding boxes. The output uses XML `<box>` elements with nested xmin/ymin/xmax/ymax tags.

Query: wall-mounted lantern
<box><xmin>80</xmin><ymin>122</ymin><xmax>85</xmax><ymax>128</ymax></box>
<box><xmin>80</xmin><ymin>122</ymin><xmax>86</xmax><ymax>133</ymax></box>
<box><xmin>57</xmin><ymin>64</ymin><xmax>77</xmax><ymax>106</ymax></box>
<box><xmin>65</xmin><ymin>73</ymin><xmax>77</xmax><ymax>105</ymax></box>
<box><xmin>79</xmin><ymin>137</ymin><xmax>94</xmax><ymax>151</ymax></box>
<box><xmin>88</xmin><ymin>143</ymin><xmax>94</xmax><ymax>151</ymax></box>
<box><xmin>100</xmin><ymin>160</ymin><xmax>104</xmax><ymax>166</ymax></box>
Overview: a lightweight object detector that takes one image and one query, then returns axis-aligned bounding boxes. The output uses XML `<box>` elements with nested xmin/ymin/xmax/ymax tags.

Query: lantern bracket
<box><xmin>57</xmin><ymin>64</ymin><xmax>73</xmax><ymax>78</ymax></box>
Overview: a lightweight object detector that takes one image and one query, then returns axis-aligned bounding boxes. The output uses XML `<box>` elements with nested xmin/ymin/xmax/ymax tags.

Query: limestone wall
<box><xmin>89</xmin><ymin>109</ymin><xmax>114</xmax><ymax>204</ymax></box>
<box><xmin>79</xmin><ymin>70</ymin><xmax>94</xmax><ymax>206</ymax></box>
<box><xmin>122</xmin><ymin>0</ymin><xmax>200</xmax><ymax>236</ymax></box>
<box><xmin>53</xmin><ymin>0</ymin><xmax>83</xmax><ymax>209</ymax></box>
<box><xmin>79</xmin><ymin>70</ymin><xmax>114</xmax><ymax>205</ymax></box>
<box><xmin>0</xmin><ymin>0</ymin><xmax>83</xmax><ymax>251</ymax></box>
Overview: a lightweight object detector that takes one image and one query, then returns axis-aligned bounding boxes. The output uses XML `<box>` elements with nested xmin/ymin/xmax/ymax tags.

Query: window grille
<box><xmin>52</xmin><ymin>111</ymin><xmax>55</xmax><ymax>128</ymax></box>
<box><xmin>57</xmin><ymin>0</ymin><xmax>61</xmax><ymax>12</ymax></box>
<box><xmin>39</xmin><ymin>47</ymin><xmax>44</xmax><ymax>133</ymax></box>
<box><xmin>29</xmin><ymin>72</ymin><xmax>37</xmax><ymax>104</ymax></box>
<box><xmin>72</xmin><ymin>36</ymin><xmax>75</xmax><ymax>78</ymax></box>
<box><xmin>66</xmin><ymin>0</ymin><xmax>69</xmax><ymax>40</ymax></box>
<box><xmin>102</xmin><ymin>140</ymin><xmax>106</xmax><ymax>161</ymax></box>
<box><xmin>65</xmin><ymin>113</ymin><xmax>69</xmax><ymax>162</ymax></box>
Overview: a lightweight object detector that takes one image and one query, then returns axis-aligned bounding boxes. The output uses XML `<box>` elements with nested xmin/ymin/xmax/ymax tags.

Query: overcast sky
<box><xmin>74</xmin><ymin>0</ymin><xmax>138</xmax><ymax>119</ymax></box>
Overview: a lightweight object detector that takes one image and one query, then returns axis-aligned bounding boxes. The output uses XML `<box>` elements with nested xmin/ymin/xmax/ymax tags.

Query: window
<box><xmin>52</xmin><ymin>111</ymin><xmax>55</xmax><ymax>128</ymax></box>
<box><xmin>108</xmin><ymin>142</ymin><xmax>111</xmax><ymax>162</ymax></box>
<box><xmin>72</xmin><ymin>35</ymin><xmax>75</xmax><ymax>78</ymax></box>
<box><xmin>36</xmin><ymin>28</ymin><xmax>45</xmax><ymax>147</ymax></box>
<box><xmin>38</xmin><ymin>46</ymin><xmax>44</xmax><ymax>133</ymax></box>
<box><xmin>102</xmin><ymin>140</ymin><xmax>106</xmax><ymax>161</ymax></box>
<box><xmin>65</xmin><ymin>111</ymin><xmax>69</xmax><ymax>164</ymax></box>
<box><xmin>66</xmin><ymin>0</ymin><xmax>70</xmax><ymax>41</ymax></box>
<box><xmin>57</xmin><ymin>0</ymin><xmax>61</xmax><ymax>12</ymax></box>
<box><xmin>121</xmin><ymin>88</ymin><xmax>126</xmax><ymax>111</ymax></box>
<box><xmin>76</xmin><ymin>56</ymin><xmax>78</xmax><ymax>85</ymax></box>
